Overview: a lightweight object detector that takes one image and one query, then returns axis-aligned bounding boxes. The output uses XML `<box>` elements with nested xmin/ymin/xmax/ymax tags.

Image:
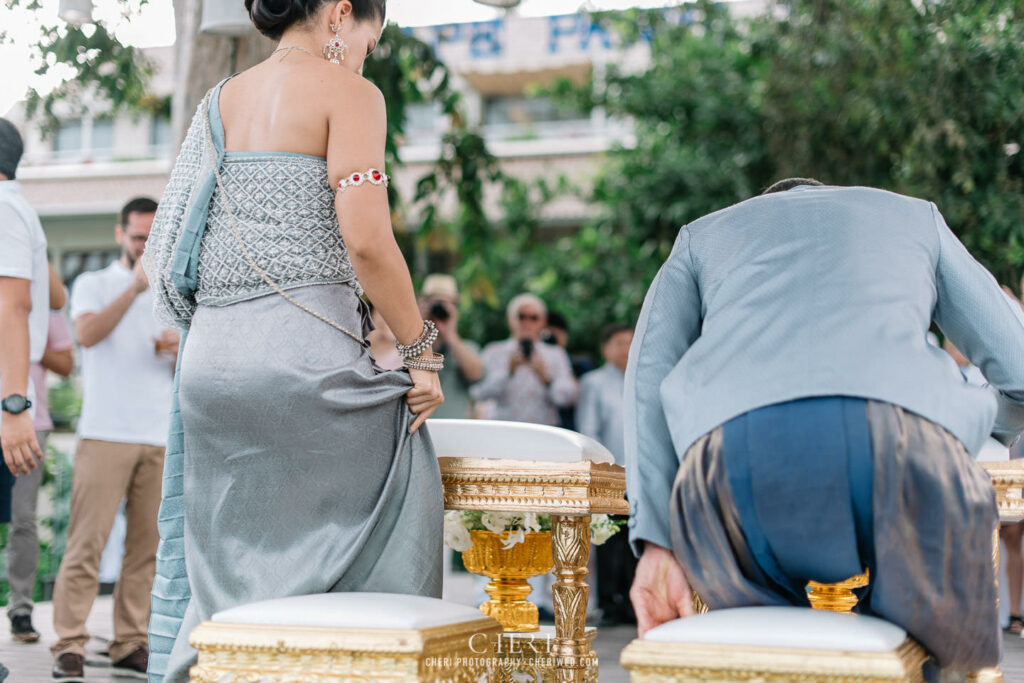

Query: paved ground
<box><xmin>1</xmin><ymin>596</ymin><xmax>1023</xmax><ymax>682</ymax></box>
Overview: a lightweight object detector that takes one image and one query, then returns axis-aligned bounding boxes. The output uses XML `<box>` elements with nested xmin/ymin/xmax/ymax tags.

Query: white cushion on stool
<box><xmin>211</xmin><ymin>592</ymin><xmax>488</xmax><ymax>630</ymax></box>
<box><xmin>644</xmin><ymin>606</ymin><xmax>908</xmax><ymax>652</ymax></box>
<box><xmin>428</xmin><ymin>418</ymin><xmax>615</xmax><ymax>464</ymax></box>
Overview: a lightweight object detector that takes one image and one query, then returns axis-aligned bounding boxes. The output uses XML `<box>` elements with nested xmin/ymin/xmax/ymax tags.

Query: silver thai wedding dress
<box><xmin>142</xmin><ymin>78</ymin><xmax>443</xmax><ymax>682</ymax></box>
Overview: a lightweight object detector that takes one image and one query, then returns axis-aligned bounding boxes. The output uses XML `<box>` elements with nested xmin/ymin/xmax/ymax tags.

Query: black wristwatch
<box><xmin>1</xmin><ymin>394</ymin><xmax>32</xmax><ymax>415</ymax></box>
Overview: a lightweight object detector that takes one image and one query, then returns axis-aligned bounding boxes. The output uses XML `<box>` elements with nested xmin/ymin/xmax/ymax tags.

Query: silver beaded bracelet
<box><xmin>396</xmin><ymin>320</ymin><xmax>439</xmax><ymax>359</ymax></box>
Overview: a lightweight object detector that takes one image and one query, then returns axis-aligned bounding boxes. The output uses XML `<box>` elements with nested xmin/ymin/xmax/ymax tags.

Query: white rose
<box><xmin>590</xmin><ymin>514</ymin><xmax>621</xmax><ymax>546</ymax></box>
<box><xmin>481</xmin><ymin>512</ymin><xmax>516</xmax><ymax>534</ymax></box>
<box><xmin>501</xmin><ymin>528</ymin><xmax>527</xmax><ymax>549</ymax></box>
<box><xmin>444</xmin><ymin>518</ymin><xmax>474</xmax><ymax>552</ymax></box>
<box><xmin>521</xmin><ymin>513</ymin><xmax>542</xmax><ymax>533</ymax></box>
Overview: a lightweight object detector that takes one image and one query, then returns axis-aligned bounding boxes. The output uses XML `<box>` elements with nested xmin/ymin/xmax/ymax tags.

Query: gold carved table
<box><xmin>438</xmin><ymin>455</ymin><xmax>628</xmax><ymax>683</ymax></box>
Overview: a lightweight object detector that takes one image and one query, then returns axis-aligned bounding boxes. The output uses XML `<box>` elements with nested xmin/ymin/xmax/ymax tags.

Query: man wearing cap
<box><xmin>0</xmin><ymin>117</ymin><xmax>49</xmax><ymax>574</ymax></box>
<box><xmin>418</xmin><ymin>274</ymin><xmax>484</xmax><ymax>419</ymax></box>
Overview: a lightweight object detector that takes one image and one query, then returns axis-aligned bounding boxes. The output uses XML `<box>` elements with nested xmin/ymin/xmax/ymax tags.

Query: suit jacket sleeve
<box><xmin>624</xmin><ymin>228</ymin><xmax>702</xmax><ymax>555</ymax></box>
<box><xmin>931</xmin><ymin>204</ymin><xmax>1024</xmax><ymax>447</ymax></box>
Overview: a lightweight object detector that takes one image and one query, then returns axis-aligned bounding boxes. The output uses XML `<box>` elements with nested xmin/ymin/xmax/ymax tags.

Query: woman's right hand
<box><xmin>406</xmin><ymin>367</ymin><xmax>444</xmax><ymax>434</ymax></box>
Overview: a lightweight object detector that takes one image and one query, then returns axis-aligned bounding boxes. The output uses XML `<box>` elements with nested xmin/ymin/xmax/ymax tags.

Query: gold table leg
<box><xmin>551</xmin><ymin>515</ymin><xmax>592</xmax><ymax>683</ymax></box>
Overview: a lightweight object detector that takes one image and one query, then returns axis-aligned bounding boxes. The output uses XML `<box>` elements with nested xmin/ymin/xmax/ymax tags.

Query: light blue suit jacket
<box><xmin>624</xmin><ymin>185</ymin><xmax>1024</xmax><ymax>552</ymax></box>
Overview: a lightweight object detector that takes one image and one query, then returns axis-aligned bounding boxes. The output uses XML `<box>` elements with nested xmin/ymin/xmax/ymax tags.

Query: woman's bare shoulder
<box><xmin>323</xmin><ymin>69</ymin><xmax>385</xmax><ymax>116</ymax></box>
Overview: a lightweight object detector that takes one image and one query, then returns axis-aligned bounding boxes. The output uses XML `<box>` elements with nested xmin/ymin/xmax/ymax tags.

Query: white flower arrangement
<box><xmin>443</xmin><ymin>510</ymin><xmax>624</xmax><ymax>551</ymax></box>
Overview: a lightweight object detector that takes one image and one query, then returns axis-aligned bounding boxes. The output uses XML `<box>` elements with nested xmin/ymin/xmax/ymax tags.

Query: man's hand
<box><xmin>630</xmin><ymin>542</ymin><xmax>695</xmax><ymax>636</ymax></box>
<box><xmin>1</xmin><ymin>411</ymin><xmax>44</xmax><ymax>476</ymax></box>
<box><xmin>509</xmin><ymin>349</ymin><xmax>527</xmax><ymax>374</ymax></box>
<box><xmin>131</xmin><ymin>259</ymin><xmax>150</xmax><ymax>294</ymax></box>
<box><xmin>434</xmin><ymin>301</ymin><xmax>459</xmax><ymax>342</ymax></box>
<box><xmin>154</xmin><ymin>329</ymin><xmax>181</xmax><ymax>361</ymax></box>
<box><xmin>529</xmin><ymin>354</ymin><xmax>551</xmax><ymax>385</ymax></box>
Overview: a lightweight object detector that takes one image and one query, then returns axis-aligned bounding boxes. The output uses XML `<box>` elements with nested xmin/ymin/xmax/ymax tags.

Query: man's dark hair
<box><xmin>600</xmin><ymin>324</ymin><xmax>634</xmax><ymax>346</ymax></box>
<box><xmin>762</xmin><ymin>178</ymin><xmax>825</xmax><ymax>195</ymax></box>
<box><xmin>0</xmin><ymin>118</ymin><xmax>25</xmax><ymax>180</ymax></box>
<box><xmin>547</xmin><ymin>311</ymin><xmax>568</xmax><ymax>332</ymax></box>
<box><xmin>120</xmin><ymin>197</ymin><xmax>158</xmax><ymax>227</ymax></box>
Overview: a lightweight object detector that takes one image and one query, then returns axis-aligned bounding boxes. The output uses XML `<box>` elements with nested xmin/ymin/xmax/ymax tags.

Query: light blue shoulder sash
<box><xmin>148</xmin><ymin>76</ymin><xmax>231</xmax><ymax>682</ymax></box>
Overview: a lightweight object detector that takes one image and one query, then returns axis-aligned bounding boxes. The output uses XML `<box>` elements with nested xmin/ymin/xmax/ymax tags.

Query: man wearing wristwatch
<box><xmin>0</xmin><ymin>118</ymin><xmax>49</xmax><ymax>531</ymax></box>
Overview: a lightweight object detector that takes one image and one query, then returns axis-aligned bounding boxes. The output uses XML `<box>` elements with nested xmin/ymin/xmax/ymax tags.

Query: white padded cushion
<box><xmin>427</xmin><ymin>419</ymin><xmax>615</xmax><ymax>464</ymax></box>
<box><xmin>211</xmin><ymin>593</ymin><xmax>487</xmax><ymax>630</ymax></box>
<box><xmin>644</xmin><ymin>607</ymin><xmax>908</xmax><ymax>652</ymax></box>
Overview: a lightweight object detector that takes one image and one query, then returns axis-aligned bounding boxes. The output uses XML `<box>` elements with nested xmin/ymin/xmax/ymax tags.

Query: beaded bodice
<box><xmin>195</xmin><ymin>152</ymin><xmax>359</xmax><ymax>306</ymax></box>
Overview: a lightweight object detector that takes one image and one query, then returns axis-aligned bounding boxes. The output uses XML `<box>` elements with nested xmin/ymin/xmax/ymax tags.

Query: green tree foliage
<box><xmin>550</xmin><ymin>0</ymin><xmax>1024</xmax><ymax>349</ymax></box>
<box><xmin>4</xmin><ymin>0</ymin><xmax>162</xmax><ymax>135</ymax></box>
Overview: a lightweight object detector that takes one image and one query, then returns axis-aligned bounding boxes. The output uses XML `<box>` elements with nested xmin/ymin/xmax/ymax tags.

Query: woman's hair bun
<box><xmin>245</xmin><ymin>0</ymin><xmax>318</xmax><ymax>40</ymax></box>
<box><xmin>243</xmin><ymin>0</ymin><xmax>386</xmax><ymax>41</ymax></box>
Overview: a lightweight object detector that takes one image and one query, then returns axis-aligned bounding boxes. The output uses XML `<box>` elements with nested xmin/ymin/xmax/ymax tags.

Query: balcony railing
<box><xmin>21</xmin><ymin>144</ymin><xmax>172</xmax><ymax>168</ymax></box>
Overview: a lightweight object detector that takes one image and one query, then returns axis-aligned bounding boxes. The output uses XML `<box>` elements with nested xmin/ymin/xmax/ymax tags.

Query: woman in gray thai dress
<box><xmin>142</xmin><ymin>1</ymin><xmax>445</xmax><ymax>680</ymax></box>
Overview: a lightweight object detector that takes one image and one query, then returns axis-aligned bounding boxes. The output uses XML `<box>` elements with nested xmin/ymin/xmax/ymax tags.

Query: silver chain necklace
<box><xmin>272</xmin><ymin>45</ymin><xmax>316</xmax><ymax>61</ymax></box>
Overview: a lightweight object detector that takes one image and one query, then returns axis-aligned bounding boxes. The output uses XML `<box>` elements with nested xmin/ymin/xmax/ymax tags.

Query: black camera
<box><xmin>429</xmin><ymin>301</ymin><xmax>450</xmax><ymax>322</ymax></box>
<box><xmin>520</xmin><ymin>338</ymin><xmax>534</xmax><ymax>360</ymax></box>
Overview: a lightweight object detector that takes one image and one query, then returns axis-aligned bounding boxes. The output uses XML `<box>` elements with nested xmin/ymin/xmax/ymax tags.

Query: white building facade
<box><xmin>11</xmin><ymin>5</ymin><xmax>763</xmax><ymax>283</ymax></box>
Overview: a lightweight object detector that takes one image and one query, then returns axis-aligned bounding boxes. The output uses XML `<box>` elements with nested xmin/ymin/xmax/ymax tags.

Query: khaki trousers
<box><xmin>51</xmin><ymin>439</ymin><xmax>164</xmax><ymax>661</ymax></box>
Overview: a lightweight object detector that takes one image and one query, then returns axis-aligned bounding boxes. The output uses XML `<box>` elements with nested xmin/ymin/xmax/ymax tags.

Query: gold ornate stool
<box><xmin>620</xmin><ymin>606</ymin><xmax>929</xmax><ymax>682</ymax></box>
<box><xmin>188</xmin><ymin>592</ymin><xmax>502</xmax><ymax>682</ymax></box>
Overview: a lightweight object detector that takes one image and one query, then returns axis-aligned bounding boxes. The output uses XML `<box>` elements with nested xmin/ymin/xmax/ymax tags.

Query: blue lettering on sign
<box><xmin>548</xmin><ymin>15</ymin><xmax>579</xmax><ymax>53</ymax></box>
<box><xmin>469</xmin><ymin>20</ymin><xmax>505</xmax><ymax>58</ymax></box>
<box><xmin>548</xmin><ymin>14</ymin><xmax>613</xmax><ymax>54</ymax></box>
<box><xmin>416</xmin><ymin>23</ymin><xmax>466</xmax><ymax>54</ymax></box>
<box><xmin>580</xmin><ymin>18</ymin><xmax>613</xmax><ymax>51</ymax></box>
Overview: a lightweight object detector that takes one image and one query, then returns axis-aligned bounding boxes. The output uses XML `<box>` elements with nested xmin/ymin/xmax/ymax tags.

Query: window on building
<box><xmin>91</xmin><ymin>118</ymin><xmax>115</xmax><ymax>160</ymax></box>
<box><xmin>482</xmin><ymin>95</ymin><xmax>589</xmax><ymax>141</ymax></box>
<box><xmin>404</xmin><ymin>102</ymin><xmax>445</xmax><ymax>143</ymax></box>
<box><xmin>53</xmin><ymin>120</ymin><xmax>84</xmax><ymax>161</ymax></box>
<box><xmin>151</xmin><ymin>114</ymin><xmax>172</xmax><ymax>157</ymax></box>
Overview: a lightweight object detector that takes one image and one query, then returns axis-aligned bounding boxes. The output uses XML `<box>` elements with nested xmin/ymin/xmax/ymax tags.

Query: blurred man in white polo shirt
<box><xmin>51</xmin><ymin>197</ymin><xmax>177</xmax><ymax>681</ymax></box>
<box><xmin>0</xmin><ymin>116</ymin><xmax>49</xmax><ymax>535</ymax></box>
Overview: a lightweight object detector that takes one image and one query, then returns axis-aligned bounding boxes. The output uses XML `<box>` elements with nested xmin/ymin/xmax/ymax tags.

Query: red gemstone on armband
<box><xmin>352</xmin><ymin>174</ymin><xmax>361</xmax><ymax>182</ymax></box>
<box><xmin>372</xmin><ymin>171</ymin><xmax>382</xmax><ymax>181</ymax></box>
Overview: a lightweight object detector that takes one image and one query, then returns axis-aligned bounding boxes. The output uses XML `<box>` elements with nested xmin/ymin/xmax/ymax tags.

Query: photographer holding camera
<box><xmin>418</xmin><ymin>274</ymin><xmax>484</xmax><ymax>419</ymax></box>
<box><xmin>472</xmin><ymin>293</ymin><xmax>578</xmax><ymax>426</ymax></box>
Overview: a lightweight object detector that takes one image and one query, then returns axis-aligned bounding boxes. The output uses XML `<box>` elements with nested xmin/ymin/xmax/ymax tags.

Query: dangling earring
<box><xmin>323</xmin><ymin>22</ymin><xmax>349</xmax><ymax>64</ymax></box>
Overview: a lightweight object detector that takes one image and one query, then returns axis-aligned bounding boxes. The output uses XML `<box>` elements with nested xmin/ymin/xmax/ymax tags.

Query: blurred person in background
<box><xmin>472</xmin><ymin>293</ymin><xmax>577</xmax><ymax>426</ymax></box>
<box><xmin>51</xmin><ymin>197</ymin><xmax>175</xmax><ymax>680</ymax></box>
<box><xmin>578</xmin><ymin>324</ymin><xmax>635</xmax><ymax>625</ymax></box>
<box><xmin>0</xmin><ymin>116</ymin><xmax>49</xmax><ymax>559</ymax></box>
<box><xmin>8</xmin><ymin>302</ymin><xmax>74</xmax><ymax>643</ymax></box>
<box><xmin>419</xmin><ymin>274</ymin><xmax>483</xmax><ymax>418</ymax></box>
<box><xmin>544</xmin><ymin>312</ymin><xmax>592</xmax><ymax>430</ymax></box>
